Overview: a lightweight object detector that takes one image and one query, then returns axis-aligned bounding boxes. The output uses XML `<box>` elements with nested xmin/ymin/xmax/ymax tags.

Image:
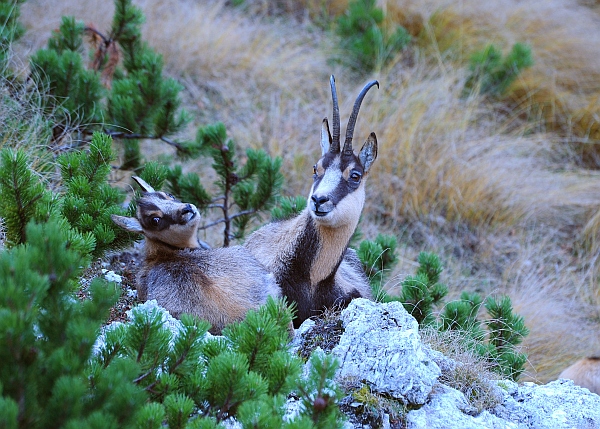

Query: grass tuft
<box><xmin>421</xmin><ymin>328</ymin><xmax>503</xmax><ymax>413</ymax></box>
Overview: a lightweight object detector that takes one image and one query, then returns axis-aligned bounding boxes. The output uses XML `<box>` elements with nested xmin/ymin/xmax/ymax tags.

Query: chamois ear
<box><xmin>358</xmin><ymin>132</ymin><xmax>378</xmax><ymax>173</ymax></box>
<box><xmin>132</xmin><ymin>176</ymin><xmax>155</xmax><ymax>193</ymax></box>
<box><xmin>111</xmin><ymin>214</ymin><xmax>143</xmax><ymax>233</ymax></box>
<box><xmin>320</xmin><ymin>118</ymin><xmax>332</xmax><ymax>155</ymax></box>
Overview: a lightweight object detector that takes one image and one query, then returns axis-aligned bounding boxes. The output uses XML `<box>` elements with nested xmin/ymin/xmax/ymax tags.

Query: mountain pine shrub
<box><xmin>0</xmin><ymin>217</ymin><xmax>346</xmax><ymax>428</ymax></box>
<box><xmin>163</xmin><ymin>122</ymin><xmax>283</xmax><ymax>246</ymax></box>
<box><xmin>397</xmin><ymin>252</ymin><xmax>449</xmax><ymax>325</ymax></box>
<box><xmin>356</xmin><ymin>244</ymin><xmax>529</xmax><ymax>381</ymax></box>
<box><xmin>0</xmin><ymin>148</ymin><xmax>52</xmax><ymax>246</ymax></box>
<box><xmin>480</xmin><ymin>295</ymin><xmax>529</xmax><ymax>380</ymax></box>
<box><xmin>29</xmin><ymin>0</ymin><xmax>190</xmax><ymax>169</ymax></box>
<box><xmin>0</xmin><ymin>132</ymin><xmax>135</xmax><ymax>256</ymax></box>
<box><xmin>335</xmin><ymin>0</ymin><xmax>411</xmax><ymax>73</ymax></box>
<box><xmin>398</xmin><ymin>252</ymin><xmax>529</xmax><ymax>381</ymax></box>
<box><xmin>465</xmin><ymin>42</ymin><xmax>534</xmax><ymax>97</ymax></box>
<box><xmin>357</xmin><ymin>233</ymin><xmax>399</xmax><ymax>301</ymax></box>
<box><xmin>16</xmin><ymin>0</ymin><xmax>296</xmax><ymax>249</ymax></box>
<box><xmin>0</xmin><ymin>217</ymin><xmax>147</xmax><ymax>429</ymax></box>
<box><xmin>94</xmin><ymin>297</ymin><xmax>346</xmax><ymax>428</ymax></box>
<box><xmin>58</xmin><ymin>132</ymin><xmax>136</xmax><ymax>256</ymax></box>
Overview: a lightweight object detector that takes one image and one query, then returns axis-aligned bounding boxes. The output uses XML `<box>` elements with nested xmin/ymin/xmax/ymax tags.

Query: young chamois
<box><xmin>111</xmin><ymin>177</ymin><xmax>281</xmax><ymax>334</ymax></box>
<box><xmin>244</xmin><ymin>76</ymin><xmax>378</xmax><ymax>327</ymax></box>
<box><xmin>559</xmin><ymin>357</ymin><xmax>600</xmax><ymax>395</ymax></box>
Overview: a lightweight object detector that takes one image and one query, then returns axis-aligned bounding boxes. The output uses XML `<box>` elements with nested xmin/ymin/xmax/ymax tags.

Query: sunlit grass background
<box><xmin>17</xmin><ymin>0</ymin><xmax>600</xmax><ymax>382</ymax></box>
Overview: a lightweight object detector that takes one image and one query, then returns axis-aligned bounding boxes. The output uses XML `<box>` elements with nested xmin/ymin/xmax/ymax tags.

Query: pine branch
<box><xmin>133</xmin><ymin>369</ymin><xmax>154</xmax><ymax>385</ymax></box>
<box><xmin>198</xmin><ymin>209</ymin><xmax>259</xmax><ymax>231</ymax></box>
<box><xmin>84</xmin><ymin>25</ymin><xmax>110</xmax><ymax>45</ymax></box>
<box><xmin>219</xmin><ymin>147</ymin><xmax>237</xmax><ymax>247</ymax></box>
<box><xmin>103</xmin><ymin>130</ymin><xmax>186</xmax><ymax>151</ymax></box>
<box><xmin>0</xmin><ymin>149</ymin><xmax>47</xmax><ymax>246</ymax></box>
<box><xmin>207</xmin><ymin>204</ymin><xmax>224</xmax><ymax>210</ymax></box>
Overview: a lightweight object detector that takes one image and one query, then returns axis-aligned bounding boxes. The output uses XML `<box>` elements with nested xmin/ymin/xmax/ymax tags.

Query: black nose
<box><xmin>311</xmin><ymin>195</ymin><xmax>329</xmax><ymax>208</ymax></box>
<box><xmin>181</xmin><ymin>204</ymin><xmax>194</xmax><ymax>215</ymax></box>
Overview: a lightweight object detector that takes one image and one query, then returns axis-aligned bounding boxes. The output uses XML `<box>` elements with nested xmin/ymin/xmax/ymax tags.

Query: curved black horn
<box><xmin>330</xmin><ymin>75</ymin><xmax>341</xmax><ymax>153</ymax></box>
<box><xmin>343</xmin><ymin>80</ymin><xmax>379</xmax><ymax>156</ymax></box>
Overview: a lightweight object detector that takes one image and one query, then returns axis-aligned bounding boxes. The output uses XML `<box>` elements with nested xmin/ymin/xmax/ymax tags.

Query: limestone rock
<box><xmin>330</xmin><ymin>298</ymin><xmax>441</xmax><ymax>405</ymax></box>
<box><xmin>405</xmin><ymin>377</ymin><xmax>600</xmax><ymax>429</ymax></box>
<box><xmin>492</xmin><ymin>379</ymin><xmax>600</xmax><ymax>428</ymax></box>
<box><xmin>405</xmin><ymin>384</ymin><xmax>512</xmax><ymax>429</ymax></box>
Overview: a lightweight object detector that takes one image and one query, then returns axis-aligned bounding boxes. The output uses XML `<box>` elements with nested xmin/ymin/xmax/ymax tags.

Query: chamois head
<box><xmin>111</xmin><ymin>176</ymin><xmax>201</xmax><ymax>249</ymax></box>
<box><xmin>309</xmin><ymin>76</ymin><xmax>379</xmax><ymax>227</ymax></box>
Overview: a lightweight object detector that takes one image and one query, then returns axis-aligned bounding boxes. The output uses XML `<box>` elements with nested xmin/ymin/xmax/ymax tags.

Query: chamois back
<box><xmin>559</xmin><ymin>357</ymin><xmax>600</xmax><ymax>395</ymax></box>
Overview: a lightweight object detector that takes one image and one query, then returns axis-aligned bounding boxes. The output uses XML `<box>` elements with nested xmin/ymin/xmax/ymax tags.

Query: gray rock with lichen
<box><xmin>491</xmin><ymin>379</ymin><xmax>600</xmax><ymax>428</ymax></box>
<box><xmin>405</xmin><ymin>384</ymin><xmax>511</xmax><ymax>429</ymax></box>
<box><xmin>330</xmin><ymin>298</ymin><xmax>441</xmax><ymax>405</ymax></box>
<box><xmin>406</xmin><ymin>378</ymin><xmax>600</xmax><ymax>429</ymax></box>
<box><xmin>106</xmin><ymin>297</ymin><xmax>600</xmax><ymax>429</ymax></box>
<box><xmin>293</xmin><ymin>298</ymin><xmax>600</xmax><ymax>428</ymax></box>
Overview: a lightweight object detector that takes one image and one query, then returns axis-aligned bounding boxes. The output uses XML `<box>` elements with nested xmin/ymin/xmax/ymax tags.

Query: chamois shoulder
<box><xmin>244</xmin><ymin>210</ymin><xmax>310</xmax><ymax>272</ymax></box>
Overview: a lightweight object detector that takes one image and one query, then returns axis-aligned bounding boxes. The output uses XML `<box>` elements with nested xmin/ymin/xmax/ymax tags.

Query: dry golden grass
<box><xmin>18</xmin><ymin>0</ymin><xmax>600</xmax><ymax>383</ymax></box>
<box><xmin>421</xmin><ymin>328</ymin><xmax>504</xmax><ymax>412</ymax></box>
<box><xmin>0</xmin><ymin>78</ymin><xmax>46</xmax><ymax>151</ymax></box>
<box><xmin>388</xmin><ymin>0</ymin><xmax>600</xmax><ymax>153</ymax></box>
<box><xmin>493</xmin><ymin>230</ymin><xmax>600</xmax><ymax>381</ymax></box>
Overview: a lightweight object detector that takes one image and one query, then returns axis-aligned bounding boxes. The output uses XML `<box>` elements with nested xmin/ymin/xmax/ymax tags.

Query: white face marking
<box><xmin>313</xmin><ymin>184</ymin><xmax>365</xmax><ymax>227</ymax></box>
<box><xmin>308</xmin><ymin>154</ymin><xmax>367</xmax><ymax>227</ymax></box>
<box><xmin>310</xmin><ymin>157</ymin><xmax>341</xmax><ymax>201</ymax></box>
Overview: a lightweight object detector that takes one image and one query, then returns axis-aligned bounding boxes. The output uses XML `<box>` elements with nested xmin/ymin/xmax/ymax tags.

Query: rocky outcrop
<box><xmin>491</xmin><ymin>379</ymin><xmax>600</xmax><ymax>429</ymax></box>
<box><xmin>330</xmin><ymin>299</ymin><xmax>440</xmax><ymax>405</ymax></box>
<box><xmin>291</xmin><ymin>298</ymin><xmax>600</xmax><ymax>429</ymax></box>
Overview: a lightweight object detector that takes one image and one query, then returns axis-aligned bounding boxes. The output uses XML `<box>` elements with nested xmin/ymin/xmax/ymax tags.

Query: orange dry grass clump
<box><xmin>18</xmin><ymin>0</ymin><xmax>600</xmax><ymax>383</ymax></box>
<box><xmin>388</xmin><ymin>0</ymin><xmax>600</xmax><ymax>152</ymax></box>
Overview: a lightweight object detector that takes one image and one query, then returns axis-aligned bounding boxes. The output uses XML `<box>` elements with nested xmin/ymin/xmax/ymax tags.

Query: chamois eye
<box><xmin>349</xmin><ymin>171</ymin><xmax>362</xmax><ymax>182</ymax></box>
<box><xmin>151</xmin><ymin>217</ymin><xmax>161</xmax><ymax>226</ymax></box>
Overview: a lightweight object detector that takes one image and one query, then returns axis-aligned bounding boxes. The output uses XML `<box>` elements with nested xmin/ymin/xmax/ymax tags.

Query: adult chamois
<box><xmin>111</xmin><ymin>177</ymin><xmax>281</xmax><ymax>334</ymax></box>
<box><xmin>559</xmin><ymin>356</ymin><xmax>600</xmax><ymax>395</ymax></box>
<box><xmin>244</xmin><ymin>76</ymin><xmax>378</xmax><ymax>327</ymax></box>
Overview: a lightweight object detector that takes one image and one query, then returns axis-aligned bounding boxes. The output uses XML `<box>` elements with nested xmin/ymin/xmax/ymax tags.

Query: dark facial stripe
<box><xmin>137</xmin><ymin>200</ymin><xmax>161</xmax><ymax>212</ymax></box>
<box><xmin>137</xmin><ymin>199</ymin><xmax>186</xmax><ymax>231</ymax></box>
<box><xmin>312</xmin><ymin>153</ymin><xmax>364</xmax><ymax>208</ymax></box>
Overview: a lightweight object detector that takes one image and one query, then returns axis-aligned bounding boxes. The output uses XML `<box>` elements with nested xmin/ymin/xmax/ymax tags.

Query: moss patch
<box><xmin>339</xmin><ymin>379</ymin><xmax>411</xmax><ymax>429</ymax></box>
<box><xmin>297</xmin><ymin>306</ymin><xmax>346</xmax><ymax>360</ymax></box>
